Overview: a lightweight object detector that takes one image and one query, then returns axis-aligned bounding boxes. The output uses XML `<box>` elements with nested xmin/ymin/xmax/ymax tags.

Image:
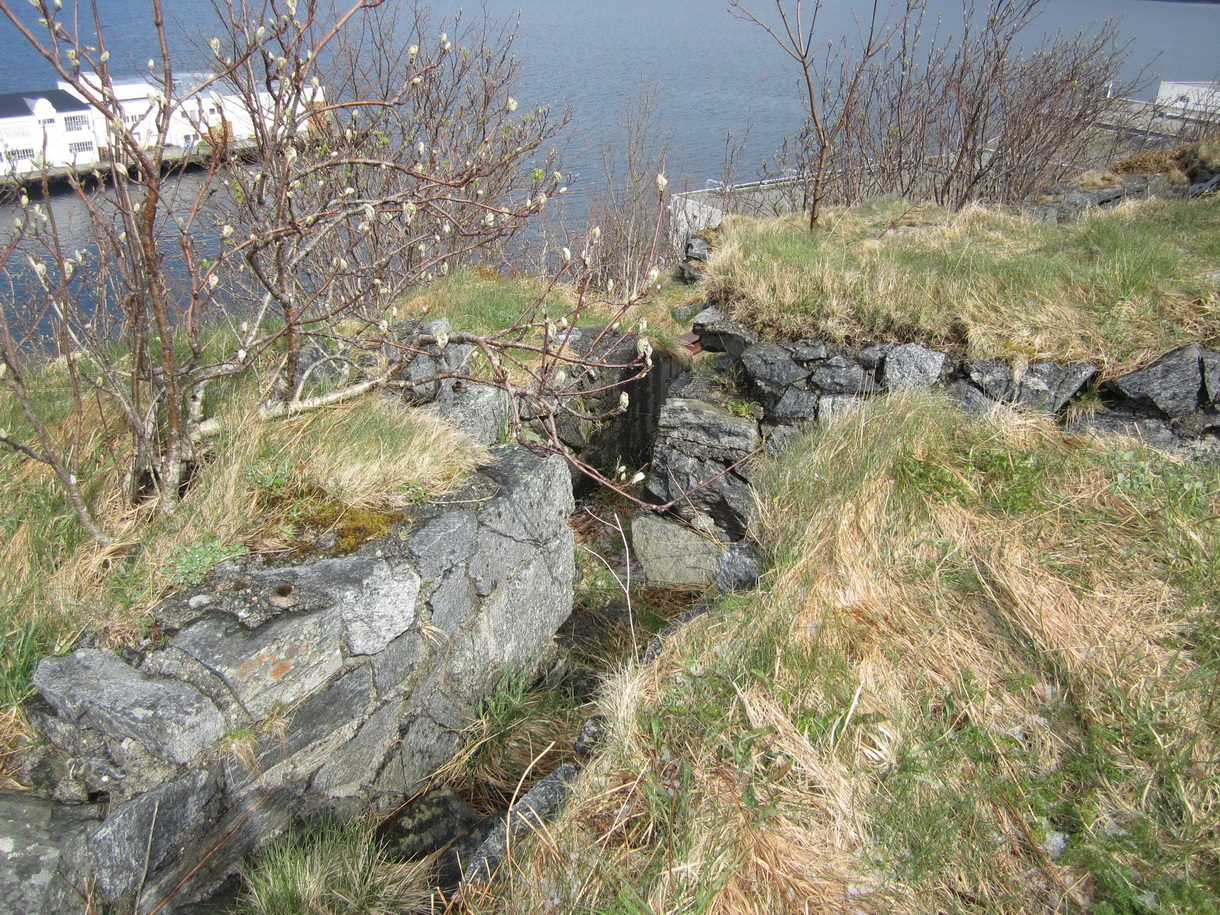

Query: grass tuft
<box><xmin>701</xmin><ymin>196</ymin><xmax>1220</xmax><ymax>374</ymax></box>
<box><xmin>459</xmin><ymin>394</ymin><xmax>1220</xmax><ymax>914</ymax></box>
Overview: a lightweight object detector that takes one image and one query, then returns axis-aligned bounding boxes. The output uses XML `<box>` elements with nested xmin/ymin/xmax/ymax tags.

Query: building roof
<box><xmin>0</xmin><ymin>89</ymin><xmax>91</xmax><ymax>120</ymax></box>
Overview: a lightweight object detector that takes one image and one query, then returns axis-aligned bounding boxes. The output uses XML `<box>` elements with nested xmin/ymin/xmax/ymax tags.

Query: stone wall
<box><xmin>13</xmin><ymin>444</ymin><xmax>575</xmax><ymax>914</ymax></box>
<box><xmin>632</xmin><ymin>305</ymin><xmax>1220</xmax><ymax>587</ymax></box>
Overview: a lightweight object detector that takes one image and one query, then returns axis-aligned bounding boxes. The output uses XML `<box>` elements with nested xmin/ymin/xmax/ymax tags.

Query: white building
<box><xmin>0</xmin><ymin>87</ymin><xmax>98</xmax><ymax>177</ymax></box>
<box><xmin>0</xmin><ymin>73</ymin><xmax>320</xmax><ymax>182</ymax></box>
<box><xmin>1155</xmin><ymin>81</ymin><xmax>1220</xmax><ymax>119</ymax></box>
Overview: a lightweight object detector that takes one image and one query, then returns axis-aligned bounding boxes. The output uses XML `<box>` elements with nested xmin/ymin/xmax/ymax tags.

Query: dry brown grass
<box><xmin>458</xmin><ymin>395</ymin><xmax>1220</xmax><ymax>914</ymax></box>
<box><xmin>0</xmin><ymin>382</ymin><xmax>489</xmax><ymax>779</ymax></box>
<box><xmin>700</xmin><ymin>196</ymin><xmax>1220</xmax><ymax>375</ymax></box>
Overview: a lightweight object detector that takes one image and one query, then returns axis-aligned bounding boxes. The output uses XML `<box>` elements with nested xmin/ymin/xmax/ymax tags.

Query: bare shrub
<box><xmin>736</xmin><ymin>0</ymin><xmax>1135</xmax><ymax>224</ymax></box>
<box><xmin>583</xmin><ymin>84</ymin><xmax>674</xmax><ymax>296</ymax></box>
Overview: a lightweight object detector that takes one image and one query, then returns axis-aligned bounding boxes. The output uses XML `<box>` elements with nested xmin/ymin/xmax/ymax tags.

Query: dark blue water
<box><xmin>1</xmin><ymin>0</ymin><xmax>1218</xmax><ymax>193</ymax></box>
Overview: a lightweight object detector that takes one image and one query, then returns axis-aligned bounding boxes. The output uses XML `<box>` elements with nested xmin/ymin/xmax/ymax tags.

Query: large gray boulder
<box><xmin>692</xmin><ymin>307</ymin><xmax>759</xmax><ymax>359</ymax></box>
<box><xmin>741</xmin><ymin>343</ymin><xmax>808</xmax><ymax>406</ymax></box>
<box><xmin>1108</xmin><ymin>345</ymin><xmax>1203</xmax><ymax>418</ymax></box>
<box><xmin>811</xmin><ymin>354</ymin><xmax>876</xmax><ymax>395</ymax></box>
<box><xmin>882</xmin><ymin>343</ymin><xmax>946</xmax><ymax>390</ymax></box>
<box><xmin>21</xmin><ymin>444</ymin><xmax>578</xmax><ymax>914</ymax></box>
<box><xmin>32</xmin><ymin>650</ymin><xmax>225</xmax><ymax>765</ymax></box>
<box><xmin>0</xmin><ymin>794</ymin><xmax>98</xmax><ymax>915</ymax></box>
<box><xmin>1015</xmin><ymin>361</ymin><xmax>1097</xmax><ymax>413</ymax></box>
<box><xmin>645</xmin><ymin>399</ymin><xmax>761</xmax><ymax>539</ymax></box>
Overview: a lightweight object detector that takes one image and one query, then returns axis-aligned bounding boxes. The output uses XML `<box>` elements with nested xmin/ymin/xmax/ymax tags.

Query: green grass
<box><xmin>398</xmin><ymin>267</ymin><xmax>558</xmax><ymax>336</ymax></box>
<box><xmin>459</xmin><ymin>394</ymin><xmax>1220</xmax><ymax>914</ymax></box>
<box><xmin>701</xmin><ymin>196</ymin><xmax>1220</xmax><ymax>374</ymax></box>
<box><xmin>233</xmin><ymin>817</ymin><xmax>435</xmax><ymax>915</ymax></box>
<box><xmin>0</xmin><ymin>334</ymin><xmax>489</xmax><ymax>779</ymax></box>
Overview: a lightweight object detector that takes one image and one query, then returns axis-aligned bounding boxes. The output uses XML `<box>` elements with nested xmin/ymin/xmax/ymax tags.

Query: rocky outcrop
<box><xmin>1020</xmin><ymin>173</ymin><xmax>1168</xmax><ymax>223</ymax></box>
<box><xmin>13</xmin><ymin>444</ymin><xmax>575</xmax><ymax>914</ymax></box>
<box><xmin>631</xmin><ymin>303</ymin><xmax>1220</xmax><ymax>585</ymax></box>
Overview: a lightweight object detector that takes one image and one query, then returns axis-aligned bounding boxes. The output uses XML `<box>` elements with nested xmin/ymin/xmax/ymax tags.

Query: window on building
<box><xmin>68</xmin><ymin>141</ymin><xmax>94</xmax><ymax>155</ymax></box>
<box><xmin>39</xmin><ymin>117</ymin><xmax>56</xmax><ymax>127</ymax></box>
<box><xmin>182</xmin><ymin>134</ymin><xmax>196</xmax><ymax>146</ymax></box>
<box><xmin>64</xmin><ymin>114</ymin><xmax>90</xmax><ymax>132</ymax></box>
<box><xmin>3</xmin><ymin>147</ymin><xmax>37</xmax><ymax>162</ymax></box>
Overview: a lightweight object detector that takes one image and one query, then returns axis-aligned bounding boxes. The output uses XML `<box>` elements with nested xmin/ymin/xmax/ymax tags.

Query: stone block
<box><xmin>740</xmin><ymin>344</ymin><xmax>808</xmax><ymax>401</ymax></box>
<box><xmin>1016</xmin><ymin>361</ymin><xmax>1097</xmax><ymax>413</ymax></box>
<box><xmin>311</xmin><ymin>697</ymin><xmax>405</xmax><ymax>799</ymax></box>
<box><xmin>818</xmin><ymin>395</ymin><xmax>864</xmax><ymax>424</ymax></box>
<box><xmin>427</xmin><ymin>570</ymin><xmax>477</xmax><ymax>635</ymax></box>
<box><xmin>170</xmin><ymin>609</ymin><xmax>343</xmax><ymax>719</ymax></box>
<box><xmin>32</xmin><ymin>650</ymin><xmax>225</xmax><ymax>765</ymax></box>
<box><xmin>0</xmin><ymin>793</ymin><xmax>99</xmax><ymax>915</ymax></box>
<box><xmin>87</xmin><ymin>768</ymin><xmax>218</xmax><ymax>900</ymax></box>
<box><xmin>645</xmin><ymin>399</ymin><xmax>760</xmax><ymax>537</ymax></box>
<box><xmin>811</xmin><ymin>354</ymin><xmax>875</xmax><ymax>395</ymax></box>
<box><xmin>945</xmin><ymin>379</ymin><xmax>998</xmax><ymax>415</ymax></box>
<box><xmin>407</xmin><ymin>511</ymin><xmax>477</xmax><ymax>580</ymax></box>
<box><xmin>370</xmin><ymin>630</ymin><xmax>426</xmax><ymax>696</ymax></box>
<box><xmin>1202</xmin><ymin>350</ymin><xmax>1220</xmax><ymax>405</ymax></box>
<box><xmin>883</xmin><ymin>343</ymin><xmax>946</xmax><ymax>390</ymax></box>
<box><xmin>463</xmin><ymin>764</ymin><xmax>578</xmax><ymax>885</ymax></box>
<box><xmin>469</xmin><ymin>447</ymin><xmax>574</xmax><ymax>596</ymax></box>
<box><xmin>292</xmin><ymin>556</ymin><xmax>421</xmax><ymax>656</ymax></box>
<box><xmin>967</xmin><ymin>359</ymin><xmax>1015</xmax><ymax>402</ymax></box>
<box><xmin>632</xmin><ymin>514</ymin><xmax>724</xmax><ymax>588</ymax></box>
<box><xmin>1108</xmin><ymin>344</ymin><xmax>1202</xmax><ymax>418</ymax></box>
<box><xmin>692</xmin><ymin>307</ymin><xmax>758</xmax><ymax>359</ymax></box>
<box><xmin>771</xmin><ymin>387</ymin><xmax>820</xmax><ymax>424</ymax></box>
<box><xmin>715</xmin><ymin>540</ymin><xmax>764</xmax><ymax>591</ymax></box>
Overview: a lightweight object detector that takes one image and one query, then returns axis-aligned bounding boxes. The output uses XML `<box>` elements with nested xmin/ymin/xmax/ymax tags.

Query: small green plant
<box><xmin>724</xmin><ymin>398</ymin><xmax>764</xmax><ymax>420</ymax></box>
<box><xmin>166</xmin><ymin>538</ymin><xmax>249</xmax><ymax>587</ymax></box>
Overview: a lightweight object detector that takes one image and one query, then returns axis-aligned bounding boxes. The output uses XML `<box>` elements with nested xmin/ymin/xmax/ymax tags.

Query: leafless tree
<box><xmin>0</xmin><ymin>0</ymin><xmax>662</xmax><ymax>543</ymax></box>
<box><xmin>583</xmin><ymin>84</ymin><xmax>675</xmax><ymax>297</ymax></box>
<box><xmin>729</xmin><ymin>0</ymin><xmax>911</xmax><ymax>229</ymax></box>
<box><xmin>835</xmin><ymin>0</ymin><xmax>1135</xmax><ymax>208</ymax></box>
<box><xmin>734</xmin><ymin>0</ymin><xmax>1134</xmax><ymax>223</ymax></box>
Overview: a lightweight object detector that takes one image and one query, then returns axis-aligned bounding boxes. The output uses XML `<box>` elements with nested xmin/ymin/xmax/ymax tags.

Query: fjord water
<box><xmin>0</xmin><ymin>0</ymin><xmax>1218</xmax><ymax>193</ymax></box>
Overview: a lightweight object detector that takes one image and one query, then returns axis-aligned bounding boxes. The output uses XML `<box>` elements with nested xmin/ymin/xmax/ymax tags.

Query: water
<box><xmin>1</xmin><ymin>0</ymin><xmax>1217</xmax><ymax>194</ymax></box>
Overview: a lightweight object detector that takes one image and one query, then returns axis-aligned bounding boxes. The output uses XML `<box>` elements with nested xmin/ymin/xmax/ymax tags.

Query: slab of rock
<box><xmin>87</xmin><ymin>768</ymin><xmax>219</xmax><ymax>901</ymax></box>
<box><xmin>645</xmin><ymin>399</ymin><xmax>760</xmax><ymax>538</ymax></box>
<box><xmin>407</xmin><ymin>512</ymin><xmax>477</xmax><ymax>581</ymax></box>
<box><xmin>632</xmin><ymin>514</ymin><xmax>724</xmax><ymax>588</ymax></box>
<box><xmin>811</xmin><ymin>354</ymin><xmax>876</xmax><ymax>395</ymax></box>
<box><xmin>715</xmin><ymin>540</ymin><xmax>763</xmax><ymax>591</ymax></box>
<box><xmin>170</xmin><ymin>608</ymin><xmax>344</xmax><ymax>719</ymax></box>
<box><xmin>692</xmin><ymin>307</ymin><xmax>758</xmax><ymax>359</ymax></box>
<box><xmin>741</xmin><ymin>344</ymin><xmax>808</xmax><ymax>402</ymax></box>
<box><xmin>858</xmin><ymin>343</ymin><xmax>892</xmax><ymax>372</ymax></box>
<box><xmin>945</xmin><ymin>379</ymin><xmax>998</xmax><ymax>415</ymax></box>
<box><xmin>1108</xmin><ymin>344</ymin><xmax>1203</xmax><ymax>418</ymax></box>
<box><xmin>469</xmin><ymin>447</ymin><xmax>575</xmax><ymax>597</ymax></box>
<box><xmin>0</xmin><ymin>793</ymin><xmax>99</xmax><ymax>915</ymax></box>
<box><xmin>1202</xmin><ymin>350</ymin><xmax>1220</xmax><ymax>405</ymax></box>
<box><xmin>311</xmin><ymin>697</ymin><xmax>405</xmax><ymax>799</ymax></box>
<box><xmin>818</xmin><ymin>394</ymin><xmax>865</xmax><ymax>424</ymax></box>
<box><xmin>434</xmin><ymin>384</ymin><xmax>511</xmax><ymax>446</ymax></box>
<box><xmin>771</xmin><ymin>387</ymin><xmax>820</xmax><ymax>424</ymax></box>
<box><xmin>463</xmin><ymin>764</ymin><xmax>578</xmax><ymax>885</ymax></box>
<box><xmin>379</xmin><ymin>786</ymin><xmax>482</xmax><ymax>862</ymax></box>
<box><xmin>1015</xmin><ymin>361</ymin><xmax>1097</xmax><ymax>413</ymax></box>
<box><xmin>33</xmin><ymin>650</ymin><xmax>225</xmax><ymax>765</ymax></box>
<box><xmin>289</xmin><ymin>557</ymin><xmax>422</xmax><ymax>657</ymax></box>
<box><xmin>967</xmin><ymin>359</ymin><xmax>1015</xmax><ymax>402</ymax></box>
<box><xmin>882</xmin><ymin>343</ymin><xmax>946</xmax><ymax>390</ymax></box>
